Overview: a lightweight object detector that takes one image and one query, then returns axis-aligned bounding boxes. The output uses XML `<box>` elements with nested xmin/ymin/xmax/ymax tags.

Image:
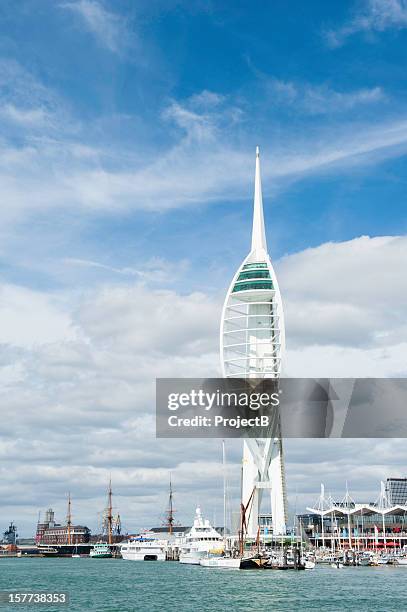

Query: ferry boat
<box><xmin>120</xmin><ymin>536</ymin><xmax>166</xmax><ymax>561</ymax></box>
<box><xmin>179</xmin><ymin>507</ymin><xmax>223</xmax><ymax>565</ymax></box>
<box><xmin>89</xmin><ymin>542</ymin><xmax>112</xmax><ymax>558</ymax></box>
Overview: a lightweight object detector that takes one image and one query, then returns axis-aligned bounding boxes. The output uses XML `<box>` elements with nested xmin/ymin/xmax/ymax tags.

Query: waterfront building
<box><xmin>220</xmin><ymin>147</ymin><xmax>287</xmax><ymax>538</ymax></box>
<box><xmin>36</xmin><ymin>508</ymin><xmax>90</xmax><ymax>545</ymax></box>
<box><xmin>386</xmin><ymin>478</ymin><xmax>407</xmax><ymax>506</ymax></box>
<box><xmin>302</xmin><ymin>481</ymin><xmax>407</xmax><ymax>550</ymax></box>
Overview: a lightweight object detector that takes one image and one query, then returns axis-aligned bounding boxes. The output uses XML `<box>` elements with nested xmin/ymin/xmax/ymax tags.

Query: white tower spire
<box><xmin>251</xmin><ymin>146</ymin><xmax>268</xmax><ymax>255</ymax></box>
<box><xmin>220</xmin><ymin>147</ymin><xmax>287</xmax><ymax>538</ymax></box>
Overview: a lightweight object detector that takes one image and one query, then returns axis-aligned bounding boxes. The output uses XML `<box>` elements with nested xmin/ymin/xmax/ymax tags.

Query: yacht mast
<box><xmin>222</xmin><ymin>440</ymin><xmax>226</xmax><ymax>544</ymax></box>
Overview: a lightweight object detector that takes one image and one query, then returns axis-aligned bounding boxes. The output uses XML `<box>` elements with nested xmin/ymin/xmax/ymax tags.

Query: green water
<box><xmin>0</xmin><ymin>558</ymin><xmax>406</xmax><ymax>612</ymax></box>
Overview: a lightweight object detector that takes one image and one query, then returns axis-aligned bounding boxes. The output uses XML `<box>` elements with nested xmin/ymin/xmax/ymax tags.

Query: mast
<box><xmin>166</xmin><ymin>475</ymin><xmax>175</xmax><ymax>535</ymax></box>
<box><xmin>67</xmin><ymin>493</ymin><xmax>72</xmax><ymax>546</ymax></box>
<box><xmin>222</xmin><ymin>440</ymin><xmax>226</xmax><ymax>545</ymax></box>
<box><xmin>107</xmin><ymin>479</ymin><xmax>113</xmax><ymax>546</ymax></box>
<box><xmin>239</xmin><ymin>487</ymin><xmax>255</xmax><ymax>556</ymax></box>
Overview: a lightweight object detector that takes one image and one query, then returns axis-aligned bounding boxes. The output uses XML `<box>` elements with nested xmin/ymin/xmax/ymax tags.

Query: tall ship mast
<box><xmin>164</xmin><ymin>476</ymin><xmax>176</xmax><ymax>534</ymax></box>
<box><xmin>220</xmin><ymin>147</ymin><xmax>287</xmax><ymax>538</ymax></box>
<box><xmin>66</xmin><ymin>493</ymin><xmax>72</xmax><ymax>546</ymax></box>
<box><xmin>100</xmin><ymin>479</ymin><xmax>121</xmax><ymax>543</ymax></box>
<box><xmin>107</xmin><ymin>479</ymin><xmax>113</xmax><ymax>546</ymax></box>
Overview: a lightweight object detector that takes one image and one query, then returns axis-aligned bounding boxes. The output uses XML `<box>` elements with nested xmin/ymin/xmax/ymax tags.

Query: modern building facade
<box><xmin>386</xmin><ymin>478</ymin><xmax>407</xmax><ymax>506</ymax></box>
<box><xmin>220</xmin><ymin>147</ymin><xmax>287</xmax><ymax>537</ymax></box>
<box><xmin>303</xmin><ymin>481</ymin><xmax>407</xmax><ymax>550</ymax></box>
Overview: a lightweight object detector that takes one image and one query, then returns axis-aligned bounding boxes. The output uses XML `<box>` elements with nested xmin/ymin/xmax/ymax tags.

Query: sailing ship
<box><xmin>90</xmin><ymin>479</ymin><xmax>121</xmax><ymax>559</ymax></box>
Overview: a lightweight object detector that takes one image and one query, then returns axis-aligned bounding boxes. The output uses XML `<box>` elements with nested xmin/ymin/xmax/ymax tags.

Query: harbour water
<box><xmin>0</xmin><ymin>558</ymin><xmax>406</xmax><ymax>611</ymax></box>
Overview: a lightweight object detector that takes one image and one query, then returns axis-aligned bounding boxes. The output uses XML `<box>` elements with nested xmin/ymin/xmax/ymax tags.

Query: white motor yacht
<box><xmin>179</xmin><ymin>507</ymin><xmax>223</xmax><ymax>565</ymax></box>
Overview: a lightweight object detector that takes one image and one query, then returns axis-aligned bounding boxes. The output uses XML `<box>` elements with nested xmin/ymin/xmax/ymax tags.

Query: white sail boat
<box><xmin>200</xmin><ymin>441</ymin><xmax>241</xmax><ymax>569</ymax></box>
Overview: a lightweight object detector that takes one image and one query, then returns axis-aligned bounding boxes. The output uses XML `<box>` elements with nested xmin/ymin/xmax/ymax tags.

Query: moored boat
<box><xmin>240</xmin><ymin>554</ymin><xmax>269</xmax><ymax>570</ymax></box>
<box><xmin>120</xmin><ymin>536</ymin><xmax>166</xmax><ymax>561</ymax></box>
<box><xmin>199</xmin><ymin>556</ymin><xmax>241</xmax><ymax>568</ymax></box>
<box><xmin>179</xmin><ymin>507</ymin><xmax>223</xmax><ymax>565</ymax></box>
<box><xmin>90</xmin><ymin>542</ymin><xmax>112</xmax><ymax>558</ymax></box>
<box><xmin>38</xmin><ymin>544</ymin><xmax>92</xmax><ymax>557</ymax></box>
<box><xmin>395</xmin><ymin>557</ymin><xmax>407</xmax><ymax>565</ymax></box>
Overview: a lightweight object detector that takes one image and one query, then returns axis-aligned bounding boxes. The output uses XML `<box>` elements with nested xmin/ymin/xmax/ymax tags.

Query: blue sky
<box><xmin>1</xmin><ymin>0</ymin><xmax>407</xmax><ymax>293</ymax></box>
<box><xmin>1</xmin><ymin>0</ymin><xmax>407</xmax><ymax>535</ymax></box>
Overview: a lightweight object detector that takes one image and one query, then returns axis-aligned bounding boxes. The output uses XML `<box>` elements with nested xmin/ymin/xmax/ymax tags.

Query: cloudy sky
<box><xmin>0</xmin><ymin>0</ymin><xmax>407</xmax><ymax>537</ymax></box>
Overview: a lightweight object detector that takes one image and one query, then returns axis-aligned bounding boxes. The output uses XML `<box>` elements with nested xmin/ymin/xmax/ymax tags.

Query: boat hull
<box><xmin>38</xmin><ymin>545</ymin><xmax>92</xmax><ymax>557</ymax></box>
<box><xmin>200</xmin><ymin>557</ymin><xmax>241</xmax><ymax>569</ymax></box>
<box><xmin>179</xmin><ymin>553</ymin><xmax>204</xmax><ymax>565</ymax></box>
<box><xmin>240</xmin><ymin>557</ymin><xmax>269</xmax><ymax>570</ymax></box>
<box><xmin>121</xmin><ymin>551</ymin><xmax>166</xmax><ymax>561</ymax></box>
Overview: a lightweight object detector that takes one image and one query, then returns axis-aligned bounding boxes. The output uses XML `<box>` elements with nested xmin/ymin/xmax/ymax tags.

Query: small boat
<box><xmin>395</xmin><ymin>557</ymin><xmax>407</xmax><ymax>566</ymax></box>
<box><xmin>377</xmin><ymin>554</ymin><xmax>393</xmax><ymax>565</ymax></box>
<box><xmin>89</xmin><ymin>542</ymin><xmax>112</xmax><ymax>558</ymax></box>
<box><xmin>200</xmin><ymin>556</ymin><xmax>241</xmax><ymax>569</ymax></box>
<box><xmin>38</xmin><ymin>546</ymin><xmax>59</xmax><ymax>557</ymax></box>
<box><xmin>331</xmin><ymin>561</ymin><xmax>344</xmax><ymax>569</ymax></box>
<box><xmin>304</xmin><ymin>560</ymin><xmax>316</xmax><ymax>570</ymax></box>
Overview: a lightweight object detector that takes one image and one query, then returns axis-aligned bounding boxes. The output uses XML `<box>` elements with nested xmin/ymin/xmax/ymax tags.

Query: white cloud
<box><xmin>60</xmin><ymin>0</ymin><xmax>129</xmax><ymax>54</ymax></box>
<box><xmin>280</xmin><ymin>235</ymin><xmax>407</xmax><ymax>346</ymax></box>
<box><xmin>0</xmin><ymin>284</ymin><xmax>76</xmax><ymax>347</ymax></box>
<box><xmin>278</xmin><ymin>235</ymin><xmax>407</xmax><ymax>376</ymax></box>
<box><xmin>0</xmin><ymin>67</ymin><xmax>406</xmax><ymax>228</ymax></box>
<box><xmin>0</xmin><ymin>104</ymin><xmax>48</xmax><ymax>126</ymax></box>
<box><xmin>63</xmin><ymin>256</ymin><xmax>189</xmax><ymax>284</ymax></box>
<box><xmin>326</xmin><ymin>0</ymin><xmax>407</xmax><ymax>47</ymax></box>
<box><xmin>266</xmin><ymin>78</ymin><xmax>385</xmax><ymax>114</ymax></box>
<box><xmin>0</xmin><ymin>59</ymin><xmax>66</xmax><ymax>134</ymax></box>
